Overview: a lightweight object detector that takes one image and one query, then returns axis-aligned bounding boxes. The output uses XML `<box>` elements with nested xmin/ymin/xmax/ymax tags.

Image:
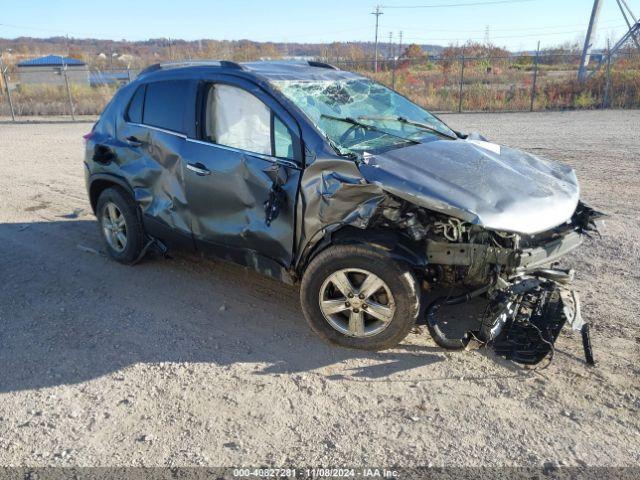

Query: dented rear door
<box><xmin>115</xmin><ymin>79</ymin><xmax>198</xmax><ymax>249</ymax></box>
<box><xmin>181</xmin><ymin>77</ymin><xmax>303</xmax><ymax>271</ymax></box>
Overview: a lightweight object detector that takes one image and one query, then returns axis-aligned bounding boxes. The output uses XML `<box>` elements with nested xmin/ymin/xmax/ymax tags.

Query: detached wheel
<box><xmin>96</xmin><ymin>187</ymin><xmax>144</xmax><ymax>264</ymax></box>
<box><xmin>300</xmin><ymin>244</ymin><xmax>420</xmax><ymax>350</ymax></box>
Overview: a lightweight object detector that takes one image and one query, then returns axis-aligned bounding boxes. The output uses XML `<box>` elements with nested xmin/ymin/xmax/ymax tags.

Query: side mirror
<box><xmin>453</xmin><ymin>130</ymin><xmax>467</xmax><ymax>139</ymax></box>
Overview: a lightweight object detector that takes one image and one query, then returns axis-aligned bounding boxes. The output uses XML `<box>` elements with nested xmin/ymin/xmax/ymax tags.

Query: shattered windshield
<box><xmin>272</xmin><ymin>78</ymin><xmax>456</xmax><ymax>155</ymax></box>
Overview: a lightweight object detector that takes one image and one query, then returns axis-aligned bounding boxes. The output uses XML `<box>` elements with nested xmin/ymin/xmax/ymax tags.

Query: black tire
<box><xmin>300</xmin><ymin>244</ymin><xmax>420</xmax><ymax>350</ymax></box>
<box><xmin>96</xmin><ymin>187</ymin><xmax>144</xmax><ymax>264</ymax></box>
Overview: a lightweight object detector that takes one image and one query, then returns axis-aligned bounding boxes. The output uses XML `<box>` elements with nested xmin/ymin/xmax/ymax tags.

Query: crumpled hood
<box><xmin>358</xmin><ymin>138</ymin><xmax>579</xmax><ymax>235</ymax></box>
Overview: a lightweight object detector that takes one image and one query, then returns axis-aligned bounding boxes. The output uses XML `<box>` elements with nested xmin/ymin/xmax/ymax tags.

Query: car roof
<box><xmin>137</xmin><ymin>60</ymin><xmax>364</xmax><ymax>82</ymax></box>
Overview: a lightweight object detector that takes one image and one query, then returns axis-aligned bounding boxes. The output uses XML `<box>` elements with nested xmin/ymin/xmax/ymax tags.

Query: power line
<box><xmin>382</xmin><ymin>0</ymin><xmax>537</xmax><ymax>9</ymax></box>
<box><xmin>382</xmin><ymin>19</ymin><xmax>625</xmax><ymax>34</ymax></box>
<box><xmin>10</xmin><ymin>17</ymin><xmax>617</xmax><ymax>40</ymax></box>
<box><xmin>0</xmin><ymin>22</ymin><xmax>98</xmax><ymax>38</ymax></box>
<box><xmin>401</xmin><ymin>28</ymin><xmax>600</xmax><ymax>42</ymax></box>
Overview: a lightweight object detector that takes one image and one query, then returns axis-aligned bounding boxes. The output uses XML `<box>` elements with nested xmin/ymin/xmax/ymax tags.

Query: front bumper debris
<box><xmin>518</xmin><ymin>232</ymin><xmax>583</xmax><ymax>270</ymax></box>
<box><xmin>423</xmin><ymin>204</ymin><xmax>604</xmax><ymax>366</ymax></box>
<box><xmin>425</xmin><ymin>230</ymin><xmax>583</xmax><ymax>273</ymax></box>
<box><xmin>425</xmin><ymin>273</ymin><xmax>595</xmax><ymax>366</ymax></box>
<box><xmin>490</xmin><ymin>281</ymin><xmax>568</xmax><ymax>365</ymax></box>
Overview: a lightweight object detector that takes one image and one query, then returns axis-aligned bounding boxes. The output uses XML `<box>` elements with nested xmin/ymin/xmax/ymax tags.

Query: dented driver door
<box><xmin>181</xmin><ymin>77</ymin><xmax>303</xmax><ymax>276</ymax></box>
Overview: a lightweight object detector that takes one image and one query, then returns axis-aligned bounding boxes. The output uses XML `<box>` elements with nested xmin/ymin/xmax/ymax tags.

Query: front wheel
<box><xmin>300</xmin><ymin>245</ymin><xmax>420</xmax><ymax>350</ymax></box>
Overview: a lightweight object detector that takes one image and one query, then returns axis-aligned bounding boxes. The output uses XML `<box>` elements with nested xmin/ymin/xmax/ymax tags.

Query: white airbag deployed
<box><xmin>213</xmin><ymin>84</ymin><xmax>271</xmax><ymax>155</ymax></box>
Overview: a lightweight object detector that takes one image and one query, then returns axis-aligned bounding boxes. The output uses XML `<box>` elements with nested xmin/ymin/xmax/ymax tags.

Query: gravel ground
<box><xmin>0</xmin><ymin>110</ymin><xmax>638</xmax><ymax>468</ymax></box>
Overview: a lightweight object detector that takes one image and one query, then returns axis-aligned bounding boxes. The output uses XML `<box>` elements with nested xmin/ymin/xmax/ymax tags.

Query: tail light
<box><xmin>83</xmin><ymin>123</ymin><xmax>97</xmax><ymax>144</ymax></box>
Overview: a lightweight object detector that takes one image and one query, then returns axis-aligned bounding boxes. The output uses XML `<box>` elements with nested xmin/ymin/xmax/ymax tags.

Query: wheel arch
<box><xmin>88</xmin><ymin>174</ymin><xmax>135</xmax><ymax>214</ymax></box>
<box><xmin>296</xmin><ymin>226</ymin><xmax>428</xmax><ymax>279</ymax></box>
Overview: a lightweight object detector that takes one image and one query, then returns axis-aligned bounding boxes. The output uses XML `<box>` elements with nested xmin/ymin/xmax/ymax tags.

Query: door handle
<box><xmin>187</xmin><ymin>162</ymin><xmax>211</xmax><ymax>176</ymax></box>
<box><xmin>126</xmin><ymin>135</ymin><xmax>143</xmax><ymax>147</ymax></box>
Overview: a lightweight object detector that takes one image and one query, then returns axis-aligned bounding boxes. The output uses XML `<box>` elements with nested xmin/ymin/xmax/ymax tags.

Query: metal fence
<box><xmin>1</xmin><ymin>52</ymin><xmax>639</xmax><ymax>120</ymax></box>
<box><xmin>332</xmin><ymin>51</ymin><xmax>640</xmax><ymax>113</ymax></box>
<box><xmin>0</xmin><ymin>65</ymin><xmax>140</xmax><ymax>121</ymax></box>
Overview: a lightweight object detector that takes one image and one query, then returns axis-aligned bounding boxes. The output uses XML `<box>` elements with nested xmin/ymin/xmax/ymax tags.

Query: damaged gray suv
<box><xmin>85</xmin><ymin>60</ymin><xmax>602</xmax><ymax>364</ymax></box>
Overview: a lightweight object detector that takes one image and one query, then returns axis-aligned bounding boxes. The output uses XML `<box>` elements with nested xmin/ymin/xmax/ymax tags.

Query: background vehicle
<box><xmin>85</xmin><ymin>60</ymin><xmax>600</xmax><ymax>360</ymax></box>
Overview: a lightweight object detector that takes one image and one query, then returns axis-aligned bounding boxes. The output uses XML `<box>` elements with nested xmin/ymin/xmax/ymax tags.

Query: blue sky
<box><xmin>0</xmin><ymin>0</ymin><xmax>632</xmax><ymax>50</ymax></box>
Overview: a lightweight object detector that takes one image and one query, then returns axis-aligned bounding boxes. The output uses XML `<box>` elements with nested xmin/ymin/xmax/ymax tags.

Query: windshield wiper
<box><xmin>320</xmin><ymin>114</ymin><xmax>420</xmax><ymax>145</ymax></box>
<box><xmin>357</xmin><ymin>115</ymin><xmax>457</xmax><ymax>140</ymax></box>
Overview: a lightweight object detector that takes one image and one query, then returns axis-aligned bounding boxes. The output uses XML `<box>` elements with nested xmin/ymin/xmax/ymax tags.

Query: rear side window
<box><xmin>126</xmin><ymin>85</ymin><xmax>145</xmax><ymax>123</ymax></box>
<box><xmin>143</xmin><ymin>80</ymin><xmax>190</xmax><ymax>134</ymax></box>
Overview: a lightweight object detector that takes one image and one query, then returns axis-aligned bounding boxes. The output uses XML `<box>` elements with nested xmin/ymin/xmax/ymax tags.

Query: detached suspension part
<box><xmin>581</xmin><ymin>324</ymin><xmax>595</xmax><ymax>366</ymax></box>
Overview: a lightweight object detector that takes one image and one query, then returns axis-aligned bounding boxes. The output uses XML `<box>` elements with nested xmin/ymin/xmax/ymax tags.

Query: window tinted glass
<box><xmin>126</xmin><ymin>85</ymin><xmax>145</xmax><ymax>123</ymax></box>
<box><xmin>143</xmin><ymin>80</ymin><xmax>190</xmax><ymax>133</ymax></box>
<box><xmin>273</xmin><ymin>116</ymin><xmax>294</xmax><ymax>160</ymax></box>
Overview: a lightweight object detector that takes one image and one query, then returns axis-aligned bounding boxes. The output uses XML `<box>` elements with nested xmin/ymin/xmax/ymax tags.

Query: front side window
<box><xmin>271</xmin><ymin>78</ymin><xmax>456</xmax><ymax>155</ymax></box>
<box><xmin>204</xmin><ymin>84</ymin><xmax>294</xmax><ymax>160</ymax></box>
<box><xmin>143</xmin><ymin>80</ymin><xmax>190</xmax><ymax>134</ymax></box>
<box><xmin>273</xmin><ymin>116</ymin><xmax>294</xmax><ymax>159</ymax></box>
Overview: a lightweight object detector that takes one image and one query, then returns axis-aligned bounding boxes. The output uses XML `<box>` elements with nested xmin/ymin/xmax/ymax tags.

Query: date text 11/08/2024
<box><xmin>233</xmin><ymin>468</ymin><xmax>400</xmax><ymax>478</ymax></box>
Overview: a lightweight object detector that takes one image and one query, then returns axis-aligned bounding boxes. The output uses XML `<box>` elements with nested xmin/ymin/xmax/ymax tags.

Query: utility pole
<box><xmin>0</xmin><ymin>51</ymin><xmax>16</xmax><ymax>121</ymax></box>
<box><xmin>372</xmin><ymin>5</ymin><xmax>383</xmax><ymax>72</ymax></box>
<box><xmin>578</xmin><ymin>0</ymin><xmax>604</xmax><ymax>81</ymax></box>
<box><xmin>458</xmin><ymin>46</ymin><xmax>465</xmax><ymax>113</ymax></box>
<box><xmin>603</xmin><ymin>38</ymin><xmax>612</xmax><ymax>108</ymax></box>
<box><xmin>389</xmin><ymin>31</ymin><xmax>396</xmax><ymax>87</ymax></box>
<box><xmin>530</xmin><ymin>41</ymin><xmax>541</xmax><ymax>112</ymax></box>
<box><xmin>63</xmin><ymin>63</ymin><xmax>76</xmax><ymax>121</ymax></box>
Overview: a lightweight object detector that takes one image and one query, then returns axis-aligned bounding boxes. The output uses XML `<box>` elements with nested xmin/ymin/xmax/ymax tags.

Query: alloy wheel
<box><xmin>101</xmin><ymin>202</ymin><xmax>127</xmax><ymax>253</ymax></box>
<box><xmin>318</xmin><ymin>268</ymin><xmax>396</xmax><ymax>337</ymax></box>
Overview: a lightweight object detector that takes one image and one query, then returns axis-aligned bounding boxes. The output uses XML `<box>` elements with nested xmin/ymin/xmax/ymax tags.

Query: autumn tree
<box><xmin>440</xmin><ymin>41</ymin><xmax>510</xmax><ymax>73</ymax></box>
<box><xmin>402</xmin><ymin>43</ymin><xmax>424</xmax><ymax>60</ymax></box>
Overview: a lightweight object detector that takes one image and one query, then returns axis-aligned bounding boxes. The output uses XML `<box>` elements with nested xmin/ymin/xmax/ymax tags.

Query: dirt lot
<box><xmin>0</xmin><ymin>111</ymin><xmax>638</xmax><ymax>468</ymax></box>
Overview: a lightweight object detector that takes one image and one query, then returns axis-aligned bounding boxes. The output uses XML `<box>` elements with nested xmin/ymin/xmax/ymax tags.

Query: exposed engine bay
<box><xmin>374</xmin><ymin>196</ymin><xmax>603</xmax><ymax>366</ymax></box>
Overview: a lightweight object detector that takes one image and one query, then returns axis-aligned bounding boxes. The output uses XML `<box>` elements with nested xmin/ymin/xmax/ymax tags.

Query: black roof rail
<box><xmin>307</xmin><ymin>61</ymin><xmax>340</xmax><ymax>70</ymax></box>
<box><xmin>138</xmin><ymin>63</ymin><xmax>162</xmax><ymax>77</ymax></box>
<box><xmin>138</xmin><ymin>60</ymin><xmax>245</xmax><ymax>77</ymax></box>
<box><xmin>161</xmin><ymin>60</ymin><xmax>246</xmax><ymax>70</ymax></box>
<box><xmin>219</xmin><ymin>60</ymin><xmax>244</xmax><ymax>70</ymax></box>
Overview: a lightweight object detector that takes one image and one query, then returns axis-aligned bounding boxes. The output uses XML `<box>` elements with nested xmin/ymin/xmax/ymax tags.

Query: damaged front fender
<box><xmin>295</xmin><ymin>153</ymin><xmax>389</xmax><ymax>271</ymax></box>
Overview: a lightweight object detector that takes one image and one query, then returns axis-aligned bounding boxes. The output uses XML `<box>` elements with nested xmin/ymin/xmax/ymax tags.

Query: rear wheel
<box><xmin>96</xmin><ymin>187</ymin><xmax>144</xmax><ymax>264</ymax></box>
<box><xmin>300</xmin><ymin>245</ymin><xmax>420</xmax><ymax>350</ymax></box>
